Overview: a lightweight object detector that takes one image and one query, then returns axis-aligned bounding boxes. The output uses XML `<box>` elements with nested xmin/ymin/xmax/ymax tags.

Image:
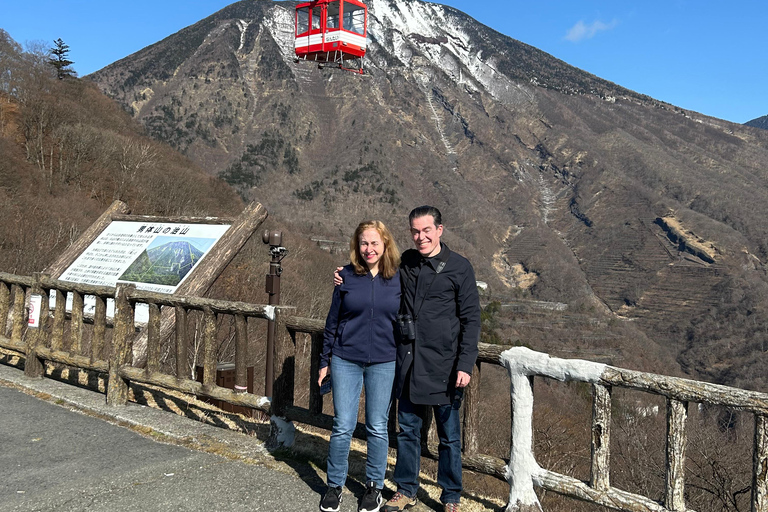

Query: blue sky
<box><xmin>2</xmin><ymin>0</ymin><xmax>765</xmax><ymax>123</ymax></box>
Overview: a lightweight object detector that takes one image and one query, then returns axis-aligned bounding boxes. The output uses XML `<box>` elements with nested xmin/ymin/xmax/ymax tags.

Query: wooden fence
<box><xmin>3</xmin><ymin>271</ymin><xmax>768</xmax><ymax>512</ymax></box>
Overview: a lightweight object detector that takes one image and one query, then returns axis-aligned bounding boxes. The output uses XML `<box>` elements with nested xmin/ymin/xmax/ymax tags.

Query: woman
<box><xmin>319</xmin><ymin>220</ymin><xmax>401</xmax><ymax>512</ymax></box>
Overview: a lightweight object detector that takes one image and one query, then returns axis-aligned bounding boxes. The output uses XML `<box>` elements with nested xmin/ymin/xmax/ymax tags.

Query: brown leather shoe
<box><xmin>381</xmin><ymin>491</ymin><xmax>418</xmax><ymax>511</ymax></box>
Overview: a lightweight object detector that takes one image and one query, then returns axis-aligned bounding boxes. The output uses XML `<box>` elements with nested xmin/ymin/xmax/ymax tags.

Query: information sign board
<box><xmin>54</xmin><ymin>221</ymin><xmax>230</xmax><ymax>321</ymax></box>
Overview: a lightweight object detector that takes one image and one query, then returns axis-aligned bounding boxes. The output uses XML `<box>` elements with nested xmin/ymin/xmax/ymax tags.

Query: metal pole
<box><xmin>263</xmin><ymin>230</ymin><xmax>287</xmax><ymax>398</ymax></box>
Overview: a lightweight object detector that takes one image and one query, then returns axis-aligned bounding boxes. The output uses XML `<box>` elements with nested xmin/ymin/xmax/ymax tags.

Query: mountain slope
<box><xmin>90</xmin><ymin>0</ymin><xmax>768</xmax><ymax>389</ymax></box>
<box><xmin>746</xmin><ymin>114</ymin><xmax>768</xmax><ymax>130</ymax></box>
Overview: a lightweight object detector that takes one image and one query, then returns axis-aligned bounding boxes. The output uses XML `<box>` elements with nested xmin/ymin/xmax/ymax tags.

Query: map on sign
<box><xmin>55</xmin><ymin>221</ymin><xmax>230</xmax><ymax>322</ymax></box>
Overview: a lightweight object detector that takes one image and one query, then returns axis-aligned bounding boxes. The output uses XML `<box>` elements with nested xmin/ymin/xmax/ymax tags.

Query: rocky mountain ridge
<box><xmin>90</xmin><ymin>0</ymin><xmax>768</xmax><ymax>389</ymax></box>
<box><xmin>746</xmin><ymin>114</ymin><xmax>768</xmax><ymax>130</ymax></box>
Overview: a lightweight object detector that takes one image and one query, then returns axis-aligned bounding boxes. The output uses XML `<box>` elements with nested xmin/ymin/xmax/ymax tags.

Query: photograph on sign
<box><xmin>118</xmin><ymin>236</ymin><xmax>217</xmax><ymax>288</ymax></box>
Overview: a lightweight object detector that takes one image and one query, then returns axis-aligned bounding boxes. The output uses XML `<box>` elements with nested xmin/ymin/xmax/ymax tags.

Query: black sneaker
<box><xmin>359</xmin><ymin>481</ymin><xmax>383</xmax><ymax>512</ymax></box>
<box><xmin>320</xmin><ymin>486</ymin><xmax>342</xmax><ymax>512</ymax></box>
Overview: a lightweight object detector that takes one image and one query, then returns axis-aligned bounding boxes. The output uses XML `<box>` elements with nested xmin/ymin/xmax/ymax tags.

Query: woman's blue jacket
<box><xmin>320</xmin><ymin>264</ymin><xmax>401</xmax><ymax>369</ymax></box>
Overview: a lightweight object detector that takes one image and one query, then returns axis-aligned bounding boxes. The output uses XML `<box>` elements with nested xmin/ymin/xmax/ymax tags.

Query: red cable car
<box><xmin>294</xmin><ymin>0</ymin><xmax>368</xmax><ymax>74</ymax></box>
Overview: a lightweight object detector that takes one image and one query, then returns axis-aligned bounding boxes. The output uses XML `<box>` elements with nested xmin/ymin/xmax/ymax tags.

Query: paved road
<box><xmin>0</xmin><ymin>361</ymin><xmax>497</xmax><ymax>511</ymax></box>
<box><xmin>0</xmin><ymin>363</ymin><xmax>364</xmax><ymax>512</ymax></box>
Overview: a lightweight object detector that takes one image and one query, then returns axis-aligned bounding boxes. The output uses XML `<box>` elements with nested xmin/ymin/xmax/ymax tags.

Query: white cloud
<box><xmin>564</xmin><ymin>19</ymin><xmax>619</xmax><ymax>42</ymax></box>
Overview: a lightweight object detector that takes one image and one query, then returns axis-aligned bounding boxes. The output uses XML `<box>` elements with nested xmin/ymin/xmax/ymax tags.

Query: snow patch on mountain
<box><xmin>368</xmin><ymin>0</ymin><xmax>534</xmax><ymax>108</ymax></box>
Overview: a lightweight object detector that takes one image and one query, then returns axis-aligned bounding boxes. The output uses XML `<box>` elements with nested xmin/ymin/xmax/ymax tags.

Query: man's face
<box><xmin>410</xmin><ymin>215</ymin><xmax>443</xmax><ymax>257</ymax></box>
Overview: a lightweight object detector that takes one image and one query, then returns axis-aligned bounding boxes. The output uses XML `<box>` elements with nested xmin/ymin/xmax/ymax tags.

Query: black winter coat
<box><xmin>395</xmin><ymin>243</ymin><xmax>481</xmax><ymax>405</ymax></box>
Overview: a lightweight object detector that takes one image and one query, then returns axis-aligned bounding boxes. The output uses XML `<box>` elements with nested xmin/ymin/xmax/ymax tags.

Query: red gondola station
<box><xmin>294</xmin><ymin>0</ymin><xmax>368</xmax><ymax>74</ymax></box>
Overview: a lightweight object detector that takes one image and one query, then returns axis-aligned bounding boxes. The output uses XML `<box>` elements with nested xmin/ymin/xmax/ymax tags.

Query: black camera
<box><xmin>397</xmin><ymin>314</ymin><xmax>416</xmax><ymax>341</ymax></box>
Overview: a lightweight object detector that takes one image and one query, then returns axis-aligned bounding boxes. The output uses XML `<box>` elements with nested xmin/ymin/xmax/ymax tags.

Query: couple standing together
<box><xmin>319</xmin><ymin>206</ymin><xmax>481</xmax><ymax>512</ymax></box>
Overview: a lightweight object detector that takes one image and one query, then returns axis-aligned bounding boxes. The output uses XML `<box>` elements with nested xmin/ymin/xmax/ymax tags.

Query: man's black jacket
<box><xmin>395</xmin><ymin>243</ymin><xmax>481</xmax><ymax>405</ymax></box>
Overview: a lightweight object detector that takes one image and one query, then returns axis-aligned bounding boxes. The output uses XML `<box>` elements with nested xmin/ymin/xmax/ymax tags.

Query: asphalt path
<box><xmin>0</xmin><ymin>363</ymin><xmax>367</xmax><ymax>512</ymax></box>
<box><xmin>0</xmin><ymin>361</ymin><xmax>496</xmax><ymax>511</ymax></box>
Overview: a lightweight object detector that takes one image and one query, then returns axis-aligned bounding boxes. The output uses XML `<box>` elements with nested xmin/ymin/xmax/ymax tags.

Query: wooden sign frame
<box><xmin>44</xmin><ymin>200</ymin><xmax>268</xmax><ymax>366</ymax></box>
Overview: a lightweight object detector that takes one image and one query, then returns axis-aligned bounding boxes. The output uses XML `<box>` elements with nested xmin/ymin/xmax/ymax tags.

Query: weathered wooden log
<box><xmin>125</xmin><ymin>288</ymin><xmax>274</xmax><ymax>317</ymax></box>
<box><xmin>284</xmin><ymin>316</ymin><xmax>325</xmax><ymax>334</ymax></box>
<box><xmin>477</xmin><ymin>342</ymin><xmax>508</xmax><ymax>365</ymax></box>
<box><xmin>0</xmin><ymin>281</ymin><xmax>10</xmax><ymax>338</ymax></box>
<box><xmin>463</xmin><ymin>361</ymin><xmax>481</xmax><ymax>456</ymax></box>
<box><xmin>36</xmin><ymin>346</ymin><xmax>109</xmax><ymax>373</ymax></box>
<box><xmin>536</xmin><ymin>468</ymin><xmax>694</xmax><ymax>512</ymax></box>
<box><xmin>91</xmin><ymin>296</ymin><xmax>107</xmax><ymax>363</ymax></box>
<box><xmin>44</xmin><ymin>200</ymin><xmax>130</xmax><ymax>279</ymax></box>
<box><xmin>38</xmin><ymin>276</ymin><xmax>115</xmax><ymax>297</ymax></box>
<box><xmin>272</xmin><ymin>309</ymin><xmax>295</xmax><ymax>417</ymax></box>
<box><xmin>308</xmin><ymin>331</ymin><xmax>324</xmax><ymax>415</ymax></box>
<box><xmin>10</xmin><ymin>284</ymin><xmax>25</xmax><ymax>345</ymax></box>
<box><xmin>201</xmin><ymin>307</ymin><xmax>217</xmax><ymax>389</ymax></box>
<box><xmin>50</xmin><ymin>289</ymin><xmax>65</xmax><ymax>352</ymax></box>
<box><xmin>0</xmin><ymin>273</ymin><xmax>36</xmax><ymax>287</ymax></box>
<box><xmin>174</xmin><ymin>306</ymin><xmax>188</xmax><ymax>380</ymax></box>
<box><xmin>107</xmin><ymin>285</ymin><xmax>135</xmax><ymax>406</ymax></box>
<box><xmin>0</xmin><ymin>336</ymin><xmax>25</xmax><ymax>353</ymax></box>
<box><xmin>665</xmin><ymin>398</ymin><xmax>688</xmax><ymax>511</ymax></box>
<box><xmin>146</xmin><ymin>303</ymin><xmax>161</xmax><ymax>375</ymax></box>
<box><xmin>602</xmin><ymin>366</ymin><xmax>768</xmax><ymax>414</ymax></box>
<box><xmin>71</xmin><ymin>290</ymin><xmax>84</xmax><ymax>354</ymax></box>
<box><xmin>753</xmin><ymin>414</ymin><xmax>768</xmax><ymax>512</ymax></box>
<box><xmin>234</xmin><ymin>314</ymin><xmax>248</xmax><ymax>393</ymax></box>
<box><xmin>591</xmin><ymin>383</ymin><xmax>612</xmax><ymax>491</ymax></box>
<box><xmin>23</xmin><ymin>277</ymin><xmax>46</xmax><ymax>378</ymax></box>
<box><xmin>130</xmin><ymin>201</ymin><xmax>268</xmax><ymax>367</ymax></box>
<box><xmin>118</xmin><ymin>366</ymin><xmax>271</xmax><ymax>413</ymax></box>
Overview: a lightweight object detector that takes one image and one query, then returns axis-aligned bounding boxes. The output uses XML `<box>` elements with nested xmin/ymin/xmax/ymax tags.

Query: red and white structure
<box><xmin>294</xmin><ymin>0</ymin><xmax>368</xmax><ymax>73</ymax></box>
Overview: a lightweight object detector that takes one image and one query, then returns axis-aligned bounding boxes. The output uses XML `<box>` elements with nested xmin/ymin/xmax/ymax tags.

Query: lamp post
<box><xmin>263</xmin><ymin>230</ymin><xmax>287</xmax><ymax>398</ymax></box>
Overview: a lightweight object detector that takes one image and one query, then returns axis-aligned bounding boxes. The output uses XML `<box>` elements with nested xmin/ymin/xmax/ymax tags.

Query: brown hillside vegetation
<box><xmin>0</xmin><ymin>30</ymin><xmax>240</xmax><ymax>275</ymax></box>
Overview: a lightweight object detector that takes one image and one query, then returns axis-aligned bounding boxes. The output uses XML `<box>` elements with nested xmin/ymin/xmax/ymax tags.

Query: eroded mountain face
<box><xmin>91</xmin><ymin>0</ymin><xmax>768</xmax><ymax>387</ymax></box>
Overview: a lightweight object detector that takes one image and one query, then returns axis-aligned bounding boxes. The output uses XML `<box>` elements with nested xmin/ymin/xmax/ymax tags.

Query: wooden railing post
<box><xmin>463</xmin><ymin>361</ymin><xmax>481</xmax><ymax>456</ymax></box>
<box><xmin>272</xmin><ymin>309</ymin><xmax>295</xmax><ymax>417</ymax></box>
<box><xmin>0</xmin><ymin>280</ymin><xmax>11</xmax><ymax>337</ymax></box>
<box><xmin>146</xmin><ymin>302</ymin><xmax>161</xmax><ymax>376</ymax></box>
<box><xmin>174</xmin><ymin>306</ymin><xmax>188</xmax><ymax>380</ymax></box>
<box><xmin>308</xmin><ymin>331</ymin><xmax>324</xmax><ymax>415</ymax></box>
<box><xmin>506</xmin><ymin>372</ymin><xmax>543</xmax><ymax>512</ymax></box>
<box><xmin>91</xmin><ymin>295</ymin><xmax>107</xmax><ymax>363</ymax></box>
<box><xmin>107</xmin><ymin>285</ymin><xmax>135</xmax><ymax>406</ymax></box>
<box><xmin>70</xmin><ymin>290</ymin><xmax>84</xmax><ymax>355</ymax></box>
<box><xmin>50</xmin><ymin>289</ymin><xmax>65</xmax><ymax>352</ymax></box>
<box><xmin>10</xmin><ymin>284</ymin><xmax>25</xmax><ymax>346</ymax></box>
<box><xmin>753</xmin><ymin>413</ymin><xmax>768</xmax><ymax>512</ymax></box>
<box><xmin>591</xmin><ymin>383</ymin><xmax>612</xmax><ymax>490</ymax></box>
<box><xmin>24</xmin><ymin>274</ymin><xmax>47</xmax><ymax>378</ymax></box>
<box><xmin>665</xmin><ymin>398</ymin><xmax>688</xmax><ymax>511</ymax></box>
<box><xmin>201</xmin><ymin>307</ymin><xmax>217</xmax><ymax>391</ymax></box>
<box><xmin>234</xmin><ymin>314</ymin><xmax>248</xmax><ymax>394</ymax></box>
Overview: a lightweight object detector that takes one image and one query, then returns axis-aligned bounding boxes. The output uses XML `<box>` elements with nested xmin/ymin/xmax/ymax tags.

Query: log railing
<box><xmin>4</xmin><ymin>270</ymin><xmax>768</xmax><ymax>511</ymax></box>
<box><xmin>0</xmin><ymin>273</ymin><xmax>274</xmax><ymax>414</ymax></box>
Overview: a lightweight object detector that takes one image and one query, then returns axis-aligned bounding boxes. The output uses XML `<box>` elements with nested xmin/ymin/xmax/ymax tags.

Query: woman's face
<box><xmin>359</xmin><ymin>228</ymin><xmax>384</xmax><ymax>270</ymax></box>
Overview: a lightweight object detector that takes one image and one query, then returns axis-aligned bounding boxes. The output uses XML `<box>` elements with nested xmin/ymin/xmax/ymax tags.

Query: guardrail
<box><xmin>3</xmin><ymin>271</ymin><xmax>768</xmax><ymax>511</ymax></box>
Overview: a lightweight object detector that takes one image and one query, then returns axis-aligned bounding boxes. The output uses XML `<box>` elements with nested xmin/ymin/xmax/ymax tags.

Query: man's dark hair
<box><xmin>409</xmin><ymin>205</ymin><xmax>442</xmax><ymax>226</ymax></box>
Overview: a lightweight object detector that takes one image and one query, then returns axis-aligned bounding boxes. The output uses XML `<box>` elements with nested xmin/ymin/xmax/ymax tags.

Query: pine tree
<box><xmin>49</xmin><ymin>38</ymin><xmax>76</xmax><ymax>79</ymax></box>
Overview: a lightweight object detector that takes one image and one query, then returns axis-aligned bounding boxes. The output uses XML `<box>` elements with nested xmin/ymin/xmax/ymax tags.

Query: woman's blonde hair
<box><xmin>349</xmin><ymin>220</ymin><xmax>400</xmax><ymax>279</ymax></box>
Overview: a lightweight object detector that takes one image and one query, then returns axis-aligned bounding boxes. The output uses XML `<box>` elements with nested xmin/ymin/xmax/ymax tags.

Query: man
<box><xmin>383</xmin><ymin>206</ymin><xmax>481</xmax><ymax>512</ymax></box>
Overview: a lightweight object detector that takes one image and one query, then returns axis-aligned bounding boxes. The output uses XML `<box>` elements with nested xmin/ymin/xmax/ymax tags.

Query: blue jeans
<box><xmin>327</xmin><ymin>357</ymin><xmax>395</xmax><ymax>489</ymax></box>
<box><xmin>392</xmin><ymin>394</ymin><xmax>463</xmax><ymax>504</ymax></box>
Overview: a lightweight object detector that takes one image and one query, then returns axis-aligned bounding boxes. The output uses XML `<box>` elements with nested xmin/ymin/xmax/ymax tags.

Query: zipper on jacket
<box><xmin>368</xmin><ymin>273</ymin><xmax>375</xmax><ymax>363</ymax></box>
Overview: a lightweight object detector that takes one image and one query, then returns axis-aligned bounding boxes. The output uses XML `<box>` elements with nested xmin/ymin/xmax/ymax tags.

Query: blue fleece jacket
<box><xmin>320</xmin><ymin>264</ymin><xmax>400</xmax><ymax>368</ymax></box>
